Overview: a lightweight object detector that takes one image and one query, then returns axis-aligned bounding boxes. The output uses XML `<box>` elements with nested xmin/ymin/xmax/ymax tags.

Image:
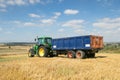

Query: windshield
<box><xmin>45</xmin><ymin>38</ymin><xmax>52</xmax><ymax>44</ymax></box>
<box><xmin>37</xmin><ymin>38</ymin><xmax>52</xmax><ymax>45</ymax></box>
<box><xmin>37</xmin><ymin>38</ymin><xmax>44</xmax><ymax>45</ymax></box>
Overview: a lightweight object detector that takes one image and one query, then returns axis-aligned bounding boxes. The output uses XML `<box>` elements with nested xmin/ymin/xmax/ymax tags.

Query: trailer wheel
<box><xmin>76</xmin><ymin>50</ymin><xmax>85</xmax><ymax>59</ymax></box>
<box><xmin>38</xmin><ymin>46</ymin><xmax>48</xmax><ymax>57</ymax></box>
<box><xmin>28</xmin><ymin>48</ymin><xmax>35</xmax><ymax>57</ymax></box>
<box><xmin>67</xmin><ymin>51</ymin><xmax>75</xmax><ymax>58</ymax></box>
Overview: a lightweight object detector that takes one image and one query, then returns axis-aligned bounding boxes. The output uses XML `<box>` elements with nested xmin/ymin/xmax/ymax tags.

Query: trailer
<box><xmin>52</xmin><ymin>35</ymin><xmax>103</xmax><ymax>58</ymax></box>
<box><xmin>28</xmin><ymin>35</ymin><xmax>103</xmax><ymax>59</ymax></box>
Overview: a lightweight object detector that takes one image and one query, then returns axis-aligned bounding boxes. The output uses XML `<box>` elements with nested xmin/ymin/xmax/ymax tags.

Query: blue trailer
<box><xmin>52</xmin><ymin>35</ymin><xmax>103</xmax><ymax>58</ymax></box>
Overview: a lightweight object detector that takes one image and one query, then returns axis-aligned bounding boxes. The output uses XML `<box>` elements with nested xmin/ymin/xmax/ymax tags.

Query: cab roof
<box><xmin>38</xmin><ymin>37</ymin><xmax>52</xmax><ymax>39</ymax></box>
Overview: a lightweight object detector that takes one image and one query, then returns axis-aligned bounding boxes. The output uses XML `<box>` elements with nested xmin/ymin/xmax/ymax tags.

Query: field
<box><xmin>0</xmin><ymin>45</ymin><xmax>120</xmax><ymax>80</ymax></box>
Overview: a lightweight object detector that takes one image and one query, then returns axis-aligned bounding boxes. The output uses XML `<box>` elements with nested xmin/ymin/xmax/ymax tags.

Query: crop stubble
<box><xmin>0</xmin><ymin>53</ymin><xmax>120</xmax><ymax>80</ymax></box>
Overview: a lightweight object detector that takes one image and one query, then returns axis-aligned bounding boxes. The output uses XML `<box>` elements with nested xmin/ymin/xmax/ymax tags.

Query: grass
<box><xmin>100</xmin><ymin>45</ymin><xmax>120</xmax><ymax>53</ymax></box>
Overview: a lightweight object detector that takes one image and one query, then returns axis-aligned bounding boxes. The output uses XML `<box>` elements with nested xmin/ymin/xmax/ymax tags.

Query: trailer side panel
<box><xmin>52</xmin><ymin>35</ymin><xmax>97</xmax><ymax>50</ymax></box>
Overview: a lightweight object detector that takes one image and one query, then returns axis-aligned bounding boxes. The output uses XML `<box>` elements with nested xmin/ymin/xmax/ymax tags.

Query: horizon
<box><xmin>0</xmin><ymin>0</ymin><xmax>120</xmax><ymax>42</ymax></box>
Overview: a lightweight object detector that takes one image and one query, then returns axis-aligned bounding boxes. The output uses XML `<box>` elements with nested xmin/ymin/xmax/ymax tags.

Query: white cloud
<box><xmin>62</xmin><ymin>19</ymin><xmax>84</xmax><ymax>28</ymax></box>
<box><xmin>24</xmin><ymin>22</ymin><xmax>36</xmax><ymax>26</ymax></box>
<box><xmin>6</xmin><ymin>0</ymin><xmax>40</xmax><ymax>5</ymax></box>
<box><xmin>0</xmin><ymin>8</ymin><xmax>7</xmax><ymax>12</ymax></box>
<box><xmin>52</xmin><ymin>12</ymin><xmax>61</xmax><ymax>19</ymax></box>
<box><xmin>25</xmin><ymin>12</ymin><xmax>61</xmax><ymax>26</ymax></box>
<box><xmin>13</xmin><ymin>20</ymin><xmax>21</xmax><ymax>24</ymax></box>
<box><xmin>0</xmin><ymin>0</ymin><xmax>50</xmax><ymax>8</ymax></box>
<box><xmin>8</xmin><ymin>20</ymin><xmax>41</xmax><ymax>27</ymax></box>
<box><xmin>6</xmin><ymin>0</ymin><xmax>25</xmax><ymax>5</ymax></box>
<box><xmin>15</xmin><ymin>0</ymin><xmax>26</xmax><ymax>5</ymax></box>
<box><xmin>58</xmin><ymin>28</ymin><xmax>64</xmax><ymax>32</ymax></box>
<box><xmin>75</xmin><ymin>29</ymin><xmax>85</xmax><ymax>33</ymax></box>
<box><xmin>29</xmin><ymin>0</ymin><xmax>40</xmax><ymax>4</ymax></box>
<box><xmin>91</xmin><ymin>17</ymin><xmax>120</xmax><ymax>41</ymax></box>
<box><xmin>5</xmin><ymin>31</ymin><xmax>12</xmax><ymax>34</ymax></box>
<box><xmin>6</xmin><ymin>0</ymin><xmax>15</xmax><ymax>5</ymax></box>
<box><xmin>74</xmin><ymin>29</ymin><xmax>87</xmax><ymax>35</ymax></box>
<box><xmin>40</xmin><ymin>12</ymin><xmax>61</xmax><ymax>25</ymax></box>
<box><xmin>0</xmin><ymin>3</ymin><xmax>6</xmax><ymax>8</ymax></box>
<box><xmin>118</xmin><ymin>28</ymin><xmax>120</xmax><ymax>31</ymax></box>
<box><xmin>93</xmin><ymin>17</ymin><xmax>120</xmax><ymax>29</ymax></box>
<box><xmin>0</xmin><ymin>0</ymin><xmax>4</xmax><ymax>2</ymax></box>
<box><xmin>41</xmin><ymin>19</ymin><xmax>55</xmax><ymax>24</ymax></box>
<box><xmin>29</xmin><ymin>13</ymin><xmax>41</xmax><ymax>18</ymax></box>
<box><xmin>64</xmin><ymin>9</ymin><xmax>79</xmax><ymax>15</ymax></box>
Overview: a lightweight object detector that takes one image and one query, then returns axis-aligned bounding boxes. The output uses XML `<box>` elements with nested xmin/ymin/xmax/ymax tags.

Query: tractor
<box><xmin>28</xmin><ymin>37</ymin><xmax>54</xmax><ymax>57</ymax></box>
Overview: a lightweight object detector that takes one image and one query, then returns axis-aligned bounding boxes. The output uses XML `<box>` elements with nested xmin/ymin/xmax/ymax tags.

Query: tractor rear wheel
<box><xmin>38</xmin><ymin>46</ymin><xmax>48</xmax><ymax>57</ymax></box>
<box><xmin>67</xmin><ymin>51</ymin><xmax>75</xmax><ymax>58</ymax></box>
<box><xmin>76</xmin><ymin>50</ymin><xmax>85</xmax><ymax>59</ymax></box>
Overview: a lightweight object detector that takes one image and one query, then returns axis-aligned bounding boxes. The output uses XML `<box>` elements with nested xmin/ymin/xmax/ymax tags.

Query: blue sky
<box><xmin>0</xmin><ymin>0</ymin><xmax>120</xmax><ymax>42</ymax></box>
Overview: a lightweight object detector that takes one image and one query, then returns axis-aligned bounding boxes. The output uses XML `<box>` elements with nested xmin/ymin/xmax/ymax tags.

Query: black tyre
<box><xmin>67</xmin><ymin>51</ymin><xmax>76</xmax><ymax>58</ymax></box>
<box><xmin>91</xmin><ymin>53</ymin><xmax>95</xmax><ymax>58</ymax></box>
<box><xmin>38</xmin><ymin>46</ymin><xmax>48</xmax><ymax>57</ymax></box>
<box><xmin>28</xmin><ymin>48</ymin><xmax>35</xmax><ymax>57</ymax></box>
<box><xmin>76</xmin><ymin>50</ymin><xmax>85</xmax><ymax>59</ymax></box>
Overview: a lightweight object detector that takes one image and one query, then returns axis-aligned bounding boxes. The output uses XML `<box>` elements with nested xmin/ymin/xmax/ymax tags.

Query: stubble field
<box><xmin>0</xmin><ymin>45</ymin><xmax>120</xmax><ymax>80</ymax></box>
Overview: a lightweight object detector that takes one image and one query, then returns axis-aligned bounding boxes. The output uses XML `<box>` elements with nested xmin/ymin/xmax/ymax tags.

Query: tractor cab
<box><xmin>36</xmin><ymin>37</ymin><xmax>52</xmax><ymax>47</ymax></box>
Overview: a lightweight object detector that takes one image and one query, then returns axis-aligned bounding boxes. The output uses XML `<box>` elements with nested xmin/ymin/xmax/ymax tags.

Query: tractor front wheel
<box><xmin>28</xmin><ymin>48</ymin><xmax>35</xmax><ymax>57</ymax></box>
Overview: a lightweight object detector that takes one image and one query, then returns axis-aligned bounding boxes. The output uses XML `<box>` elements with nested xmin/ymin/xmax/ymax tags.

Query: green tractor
<box><xmin>28</xmin><ymin>37</ymin><xmax>53</xmax><ymax>57</ymax></box>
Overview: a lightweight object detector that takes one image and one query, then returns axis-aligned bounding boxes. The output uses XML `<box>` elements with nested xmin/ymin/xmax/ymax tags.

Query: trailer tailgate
<box><xmin>90</xmin><ymin>35</ymin><xmax>103</xmax><ymax>49</ymax></box>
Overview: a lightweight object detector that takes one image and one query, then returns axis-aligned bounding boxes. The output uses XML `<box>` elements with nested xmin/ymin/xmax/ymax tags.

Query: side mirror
<box><xmin>34</xmin><ymin>38</ymin><xmax>36</xmax><ymax>41</ymax></box>
<box><xmin>35</xmin><ymin>36</ymin><xmax>38</xmax><ymax>42</ymax></box>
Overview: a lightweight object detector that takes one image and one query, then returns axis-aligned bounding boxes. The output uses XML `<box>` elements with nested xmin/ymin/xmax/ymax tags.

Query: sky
<box><xmin>0</xmin><ymin>0</ymin><xmax>120</xmax><ymax>42</ymax></box>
